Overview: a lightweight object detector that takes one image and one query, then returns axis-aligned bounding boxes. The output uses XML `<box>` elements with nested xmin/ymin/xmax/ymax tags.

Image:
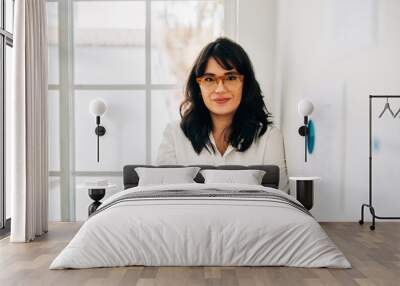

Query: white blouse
<box><xmin>156</xmin><ymin>120</ymin><xmax>289</xmax><ymax>193</ymax></box>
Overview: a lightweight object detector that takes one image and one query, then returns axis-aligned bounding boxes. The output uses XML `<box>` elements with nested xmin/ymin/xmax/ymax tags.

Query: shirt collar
<box><xmin>209</xmin><ymin>132</ymin><xmax>235</xmax><ymax>158</ymax></box>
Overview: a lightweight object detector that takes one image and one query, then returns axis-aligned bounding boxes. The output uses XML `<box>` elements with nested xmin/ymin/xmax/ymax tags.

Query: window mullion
<box><xmin>0</xmin><ymin>33</ymin><xmax>4</xmax><ymax>229</ymax></box>
<box><xmin>1</xmin><ymin>0</ymin><xmax>4</xmax><ymax>30</ymax></box>
<box><xmin>58</xmin><ymin>0</ymin><xmax>75</xmax><ymax>221</ymax></box>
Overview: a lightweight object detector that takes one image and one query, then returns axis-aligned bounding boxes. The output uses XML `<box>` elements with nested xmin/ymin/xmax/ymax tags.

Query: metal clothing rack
<box><xmin>359</xmin><ymin>95</ymin><xmax>400</xmax><ymax>230</ymax></box>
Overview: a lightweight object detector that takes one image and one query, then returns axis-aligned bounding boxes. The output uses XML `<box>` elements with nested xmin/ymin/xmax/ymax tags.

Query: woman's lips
<box><xmin>214</xmin><ymin>98</ymin><xmax>230</xmax><ymax>104</ymax></box>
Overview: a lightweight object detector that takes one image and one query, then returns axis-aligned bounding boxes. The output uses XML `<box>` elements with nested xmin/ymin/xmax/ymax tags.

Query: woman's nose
<box><xmin>215</xmin><ymin>79</ymin><xmax>227</xmax><ymax>92</ymax></box>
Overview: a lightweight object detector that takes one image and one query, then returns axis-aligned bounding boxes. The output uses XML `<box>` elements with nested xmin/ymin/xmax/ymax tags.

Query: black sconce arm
<box><xmin>94</xmin><ymin>116</ymin><xmax>106</xmax><ymax>162</ymax></box>
<box><xmin>298</xmin><ymin>116</ymin><xmax>308</xmax><ymax>162</ymax></box>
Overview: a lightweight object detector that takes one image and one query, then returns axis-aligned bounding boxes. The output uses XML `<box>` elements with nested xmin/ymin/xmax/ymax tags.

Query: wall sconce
<box><xmin>298</xmin><ymin>99</ymin><xmax>314</xmax><ymax>162</ymax></box>
<box><xmin>89</xmin><ymin>99</ymin><xmax>107</xmax><ymax>162</ymax></box>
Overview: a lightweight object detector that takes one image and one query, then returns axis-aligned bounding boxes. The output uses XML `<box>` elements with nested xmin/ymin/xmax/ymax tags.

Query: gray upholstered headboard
<box><xmin>123</xmin><ymin>165</ymin><xmax>280</xmax><ymax>190</ymax></box>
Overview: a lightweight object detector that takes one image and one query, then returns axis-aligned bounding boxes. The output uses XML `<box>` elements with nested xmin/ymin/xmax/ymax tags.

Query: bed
<box><xmin>50</xmin><ymin>165</ymin><xmax>350</xmax><ymax>269</ymax></box>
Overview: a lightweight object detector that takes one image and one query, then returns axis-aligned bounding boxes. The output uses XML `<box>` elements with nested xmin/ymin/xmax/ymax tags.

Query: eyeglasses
<box><xmin>196</xmin><ymin>73</ymin><xmax>244</xmax><ymax>91</ymax></box>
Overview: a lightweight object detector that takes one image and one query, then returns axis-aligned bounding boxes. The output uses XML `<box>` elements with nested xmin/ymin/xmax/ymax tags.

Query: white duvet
<box><xmin>50</xmin><ymin>183</ymin><xmax>351</xmax><ymax>269</ymax></box>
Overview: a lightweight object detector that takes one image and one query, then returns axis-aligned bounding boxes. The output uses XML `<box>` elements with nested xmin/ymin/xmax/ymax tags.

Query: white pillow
<box><xmin>135</xmin><ymin>167</ymin><xmax>201</xmax><ymax>186</ymax></box>
<box><xmin>200</xmin><ymin>169</ymin><xmax>266</xmax><ymax>185</ymax></box>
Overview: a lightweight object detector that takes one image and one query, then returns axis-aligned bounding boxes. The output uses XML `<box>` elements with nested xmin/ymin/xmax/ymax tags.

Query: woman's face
<box><xmin>198</xmin><ymin>57</ymin><xmax>243</xmax><ymax>118</ymax></box>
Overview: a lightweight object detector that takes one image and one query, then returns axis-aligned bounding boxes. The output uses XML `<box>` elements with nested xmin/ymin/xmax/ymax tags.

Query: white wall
<box><xmin>237</xmin><ymin>0</ymin><xmax>278</xmax><ymax>118</ymax></box>
<box><xmin>275</xmin><ymin>0</ymin><xmax>400</xmax><ymax>221</ymax></box>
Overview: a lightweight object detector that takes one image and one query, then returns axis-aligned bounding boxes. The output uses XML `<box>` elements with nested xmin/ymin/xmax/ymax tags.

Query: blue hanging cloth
<box><xmin>307</xmin><ymin>120</ymin><xmax>315</xmax><ymax>154</ymax></box>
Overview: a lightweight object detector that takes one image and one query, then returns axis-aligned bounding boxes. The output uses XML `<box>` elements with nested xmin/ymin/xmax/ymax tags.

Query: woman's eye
<box><xmin>204</xmin><ymin>77</ymin><xmax>216</xmax><ymax>82</ymax></box>
<box><xmin>226</xmin><ymin>75</ymin><xmax>238</xmax><ymax>81</ymax></box>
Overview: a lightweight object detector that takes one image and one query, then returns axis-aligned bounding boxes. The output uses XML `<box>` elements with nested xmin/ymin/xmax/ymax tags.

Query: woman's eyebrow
<box><xmin>203</xmin><ymin>70</ymin><xmax>238</xmax><ymax>76</ymax></box>
<box><xmin>224</xmin><ymin>71</ymin><xmax>239</xmax><ymax>75</ymax></box>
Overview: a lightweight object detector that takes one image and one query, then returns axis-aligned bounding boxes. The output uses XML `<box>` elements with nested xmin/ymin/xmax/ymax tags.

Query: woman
<box><xmin>156</xmin><ymin>37</ymin><xmax>289</xmax><ymax>192</ymax></box>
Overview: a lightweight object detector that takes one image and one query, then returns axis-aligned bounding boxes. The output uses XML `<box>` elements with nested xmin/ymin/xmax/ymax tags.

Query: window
<box><xmin>0</xmin><ymin>0</ymin><xmax>14</xmax><ymax>232</ymax></box>
<box><xmin>48</xmin><ymin>0</ymin><xmax>236</xmax><ymax>221</ymax></box>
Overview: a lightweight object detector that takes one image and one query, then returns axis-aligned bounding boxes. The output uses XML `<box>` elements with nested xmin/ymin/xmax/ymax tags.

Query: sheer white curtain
<box><xmin>8</xmin><ymin>0</ymin><xmax>48</xmax><ymax>242</ymax></box>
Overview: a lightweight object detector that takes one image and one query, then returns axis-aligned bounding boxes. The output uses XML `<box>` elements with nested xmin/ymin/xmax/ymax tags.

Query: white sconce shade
<box><xmin>298</xmin><ymin>99</ymin><xmax>314</xmax><ymax>116</ymax></box>
<box><xmin>89</xmin><ymin>99</ymin><xmax>107</xmax><ymax>117</ymax></box>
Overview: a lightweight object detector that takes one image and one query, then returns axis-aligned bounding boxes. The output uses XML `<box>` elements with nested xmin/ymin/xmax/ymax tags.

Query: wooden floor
<box><xmin>0</xmin><ymin>222</ymin><xmax>399</xmax><ymax>286</ymax></box>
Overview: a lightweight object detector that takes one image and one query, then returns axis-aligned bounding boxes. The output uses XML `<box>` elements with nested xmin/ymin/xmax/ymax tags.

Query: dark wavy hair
<box><xmin>180</xmin><ymin>37</ymin><xmax>273</xmax><ymax>154</ymax></box>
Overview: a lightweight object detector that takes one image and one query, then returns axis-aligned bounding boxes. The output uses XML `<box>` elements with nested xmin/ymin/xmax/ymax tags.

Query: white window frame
<box><xmin>1</xmin><ymin>0</ymin><xmax>14</xmax><ymax>229</ymax></box>
<box><xmin>48</xmin><ymin>0</ymin><xmax>237</xmax><ymax>221</ymax></box>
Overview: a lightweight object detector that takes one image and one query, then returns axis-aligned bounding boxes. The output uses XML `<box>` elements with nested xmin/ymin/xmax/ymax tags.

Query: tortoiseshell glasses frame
<box><xmin>196</xmin><ymin>73</ymin><xmax>244</xmax><ymax>91</ymax></box>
